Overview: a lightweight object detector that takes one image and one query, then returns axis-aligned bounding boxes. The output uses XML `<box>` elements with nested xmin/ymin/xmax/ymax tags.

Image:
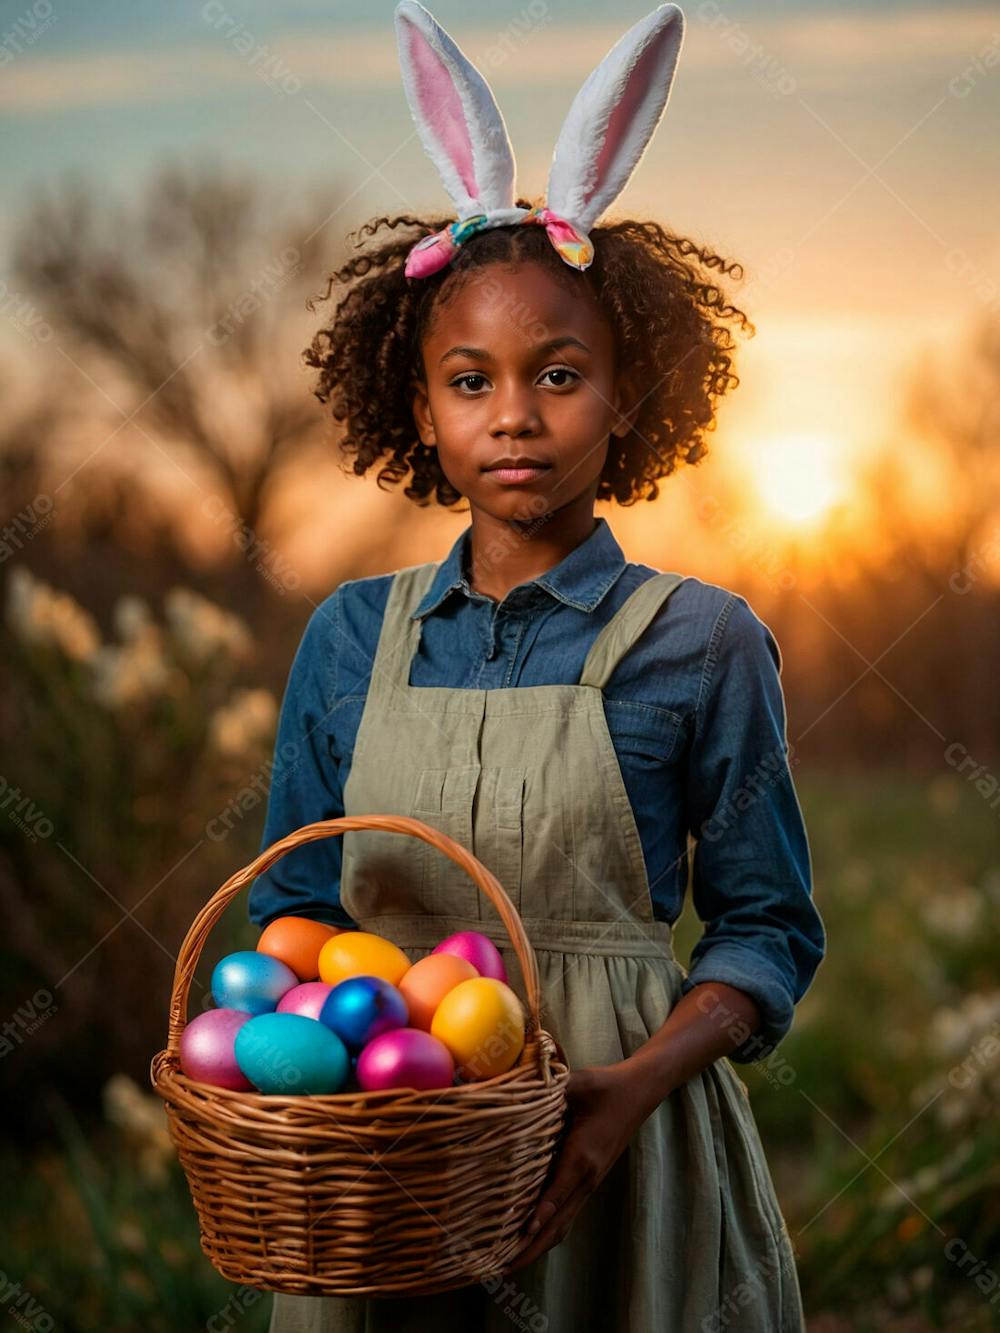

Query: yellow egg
<box><xmin>318</xmin><ymin>931</ymin><xmax>411</xmax><ymax>988</ymax></box>
<box><xmin>430</xmin><ymin>977</ymin><xmax>526</xmax><ymax>1080</ymax></box>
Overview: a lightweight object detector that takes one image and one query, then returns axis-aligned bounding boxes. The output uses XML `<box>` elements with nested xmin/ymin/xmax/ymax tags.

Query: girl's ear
<box><xmin>394</xmin><ymin>1</ymin><xmax>517</xmax><ymax>220</ymax></box>
<box><xmin>611</xmin><ymin>368</ymin><xmax>644</xmax><ymax>440</ymax></box>
<box><xmin>547</xmin><ymin>4</ymin><xmax>685</xmax><ymax>234</ymax></box>
<box><xmin>409</xmin><ymin>375</ymin><xmax>436</xmax><ymax>447</ymax></box>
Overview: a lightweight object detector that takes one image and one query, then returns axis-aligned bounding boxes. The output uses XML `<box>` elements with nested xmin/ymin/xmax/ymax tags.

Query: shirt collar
<box><xmin>411</xmin><ymin>517</ymin><xmax>627</xmax><ymax>620</ymax></box>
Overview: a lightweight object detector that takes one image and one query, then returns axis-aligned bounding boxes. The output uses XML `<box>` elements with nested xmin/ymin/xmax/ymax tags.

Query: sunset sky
<box><xmin>1</xmin><ymin>1</ymin><xmax>997</xmax><ymax>582</ymax></box>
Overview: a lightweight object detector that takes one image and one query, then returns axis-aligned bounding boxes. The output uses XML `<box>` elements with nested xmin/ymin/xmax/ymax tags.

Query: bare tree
<box><xmin>11</xmin><ymin>158</ymin><xmax>347</xmax><ymax>534</ymax></box>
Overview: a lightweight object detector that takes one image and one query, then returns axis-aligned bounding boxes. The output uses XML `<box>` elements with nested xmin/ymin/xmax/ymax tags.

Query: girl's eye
<box><xmin>448</xmin><ymin>367</ymin><xmax>580</xmax><ymax>394</ymax></box>
<box><xmin>450</xmin><ymin>372</ymin><xmax>489</xmax><ymax>393</ymax></box>
<box><xmin>539</xmin><ymin>367</ymin><xmax>580</xmax><ymax>389</ymax></box>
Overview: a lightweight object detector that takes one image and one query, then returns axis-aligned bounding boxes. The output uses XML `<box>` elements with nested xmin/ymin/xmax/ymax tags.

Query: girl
<box><xmin>249</xmin><ymin>3</ymin><xmax>826</xmax><ymax>1329</ymax></box>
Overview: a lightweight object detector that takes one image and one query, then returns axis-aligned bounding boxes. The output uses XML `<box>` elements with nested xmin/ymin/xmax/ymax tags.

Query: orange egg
<box><xmin>257</xmin><ymin>916</ymin><xmax>341</xmax><ymax>982</ymax></box>
<box><xmin>398</xmin><ymin>953</ymin><xmax>478</xmax><ymax>1030</ymax></box>
<box><xmin>430</xmin><ymin>977</ymin><xmax>526</xmax><ymax>1080</ymax></box>
<box><xmin>318</xmin><ymin>930</ymin><xmax>411</xmax><ymax>988</ymax></box>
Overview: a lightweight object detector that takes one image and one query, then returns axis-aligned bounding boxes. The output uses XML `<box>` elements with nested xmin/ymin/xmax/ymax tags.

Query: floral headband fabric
<box><xmin>393</xmin><ymin>1</ymin><xmax>686</xmax><ymax>280</ymax></box>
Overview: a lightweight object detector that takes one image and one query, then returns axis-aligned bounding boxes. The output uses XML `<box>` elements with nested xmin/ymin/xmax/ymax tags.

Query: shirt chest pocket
<box><xmin>602</xmin><ymin>698</ymin><xmax>685</xmax><ymax>772</ymax></box>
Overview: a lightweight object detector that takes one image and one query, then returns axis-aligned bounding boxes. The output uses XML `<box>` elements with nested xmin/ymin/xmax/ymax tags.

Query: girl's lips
<box><xmin>485</xmin><ymin>466</ymin><xmax>552</xmax><ymax>484</ymax></box>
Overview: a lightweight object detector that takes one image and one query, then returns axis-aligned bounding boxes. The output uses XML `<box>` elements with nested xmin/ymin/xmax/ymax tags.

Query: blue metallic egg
<box><xmin>319</xmin><ymin>975</ymin><xmax>409</xmax><ymax>1050</ymax></box>
<box><xmin>211</xmin><ymin>950</ymin><xmax>298</xmax><ymax>1015</ymax></box>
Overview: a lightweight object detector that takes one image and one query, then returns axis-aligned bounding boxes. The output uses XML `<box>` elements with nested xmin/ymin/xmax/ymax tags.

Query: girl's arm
<box><xmin>248</xmin><ymin>591</ymin><xmax>355</xmax><ymax>932</ymax></box>
<box><xmin>508</xmin><ymin>593</ymin><xmax>825</xmax><ymax>1271</ymax></box>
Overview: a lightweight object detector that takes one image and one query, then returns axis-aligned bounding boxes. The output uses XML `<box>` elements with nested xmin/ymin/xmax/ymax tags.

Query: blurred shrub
<box><xmin>0</xmin><ymin>567</ymin><xmax>279</xmax><ymax>1131</ymax></box>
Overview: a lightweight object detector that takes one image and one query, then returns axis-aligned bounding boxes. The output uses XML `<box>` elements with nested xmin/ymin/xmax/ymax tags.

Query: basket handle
<box><xmin>165</xmin><ymin>814</ymin><xmax>543</xmax><ymax>1059</ymax></box>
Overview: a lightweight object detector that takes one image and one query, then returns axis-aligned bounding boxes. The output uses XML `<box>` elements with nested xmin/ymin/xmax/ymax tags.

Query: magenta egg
<box><xmin>356</xmin><ymin>1027</ymin><xmax>455</xmax><ymax>1092</ymax></box>
<box><xmin>432</xmin><ymin>931</ymin><xmax>508</xmax><ymax>983</ymax></box>
<box><xmin>277</xmin><ymin>982</ymin><xmax>335</xmax><ymax>1021</ymax></box>
<box><xmin>180</xmin><ymin>1008</ymin><xmax>254</xmax><ymax>1090</ymax></box>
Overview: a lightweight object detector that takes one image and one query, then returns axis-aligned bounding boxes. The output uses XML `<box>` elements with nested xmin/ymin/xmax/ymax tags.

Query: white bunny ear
<box><xmin>394</xmin><ymin>0</ymin><xmax>517</xmax><ymax>220</ymax></box>
<box><xmin>547</xmin><ymin>4</ymin><xmax>685</xmax><ymax>233</ymax></box>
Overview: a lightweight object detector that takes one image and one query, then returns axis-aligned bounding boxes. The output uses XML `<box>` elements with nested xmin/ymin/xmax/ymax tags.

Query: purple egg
<box><xmin>319</xmin><ymin>975</ymin><xmax>408</xmax><ymax>1050</ymax></box>
<box><xmin>211</xmin><ymin>950</ymin><xmax>298</xmax><ymax>1014</ymax></box>
<box><xmin>180</xmin><ymin>1008</ymin><xmax>254</xmax><ymax>1090</ymax></box>
<box><xmin>277</xmin><ymin>982</ymin><xmax>335</xmax><ymax>1021</ymax></box>
<box><xmin>432</xmin><ymin>931</ymin><xmax>508</xmax><ymax>984</ymax></box>
<box><xmin>356</xmin><ymin>1027</ymin><xmax>455</xmax><ymax>1092</ymax></box>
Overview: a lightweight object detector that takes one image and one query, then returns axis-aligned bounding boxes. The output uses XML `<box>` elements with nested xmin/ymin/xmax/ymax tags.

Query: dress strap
<box><xmin>366</xmin><ymin>562</ymin><xmax>438</xmax><ymax>699</ymax></box>
<box><xmin>579</xmin><ymin>572</ymin><xmax>687</xmax><ymax>690</ymax></box>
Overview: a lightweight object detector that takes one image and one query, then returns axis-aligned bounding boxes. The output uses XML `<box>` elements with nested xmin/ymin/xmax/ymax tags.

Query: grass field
<box><xmin>8</xmin><ymin>769</ymin><xmax>999</xmax><ymax>1332</ymax></box>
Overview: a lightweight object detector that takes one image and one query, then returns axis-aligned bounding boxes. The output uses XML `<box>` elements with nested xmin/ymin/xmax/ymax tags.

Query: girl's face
<box><xmin>410</xmin><ymin>260</ymin><xmax>638</xmax><ymax>525</ymax></box>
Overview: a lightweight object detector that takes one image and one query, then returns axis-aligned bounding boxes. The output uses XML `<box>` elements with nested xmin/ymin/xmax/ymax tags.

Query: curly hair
<box><xmin>303</xmin><ymin>198</ymin><xmax>755</xmax><ymax>507</ymax></box>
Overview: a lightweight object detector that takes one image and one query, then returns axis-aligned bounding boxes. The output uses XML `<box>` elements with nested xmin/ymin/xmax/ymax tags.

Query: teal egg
<box><xmin>234</xmin><ymin>1012</ymin><xmax>350</xmax><ymax>1095</ymax></box>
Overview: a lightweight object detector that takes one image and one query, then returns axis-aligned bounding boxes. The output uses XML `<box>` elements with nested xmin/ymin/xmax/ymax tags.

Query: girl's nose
<box><xmin>489</xmin><ymin>384</ymin><xmax>542</xmax><ymax>438</ymax></box>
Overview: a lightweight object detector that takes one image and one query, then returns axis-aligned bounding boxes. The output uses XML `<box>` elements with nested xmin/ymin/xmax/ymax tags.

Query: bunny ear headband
<box><xmin>394</xmin><ymin>0</ymin><xmax>685</xmax><ymax>279</ymax></box>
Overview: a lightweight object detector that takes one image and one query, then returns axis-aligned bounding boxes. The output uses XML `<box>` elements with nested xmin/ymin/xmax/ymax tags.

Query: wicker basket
<box><xmin>150</xmin><ymin>813</ymin><xmax>570</xmax><ymax>1298</ymax></box>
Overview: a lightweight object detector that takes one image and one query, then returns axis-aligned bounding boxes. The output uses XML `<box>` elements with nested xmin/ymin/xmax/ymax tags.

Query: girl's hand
<box><xmin>502</xmin><ymin>1061</ymin><xmax>663</xmax><ymax>1273</ymax></box>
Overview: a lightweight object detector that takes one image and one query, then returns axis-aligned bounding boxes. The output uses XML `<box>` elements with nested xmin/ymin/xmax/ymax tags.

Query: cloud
<box><xmin>1</xmin><ymin>7</ymin><xmax>997</xmax><ymax>113</ymax></box>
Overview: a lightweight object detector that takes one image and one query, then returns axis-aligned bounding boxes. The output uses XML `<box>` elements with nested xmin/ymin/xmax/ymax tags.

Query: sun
<box><xmin>753</xmin><ymin>432</ymin><xmax>847</xmax><ymax>525</ymax></box>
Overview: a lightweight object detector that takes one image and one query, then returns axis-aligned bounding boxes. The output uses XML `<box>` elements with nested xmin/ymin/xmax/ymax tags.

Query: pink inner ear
<box><xmin>587</xmin><ymin>24</ymin><xmax>676</xmax><ymax>207</ymax></box>
<box><xmin>406</xmin><ymin>25</ymin><xmax>478</xmax><ymax>201</ymax></box>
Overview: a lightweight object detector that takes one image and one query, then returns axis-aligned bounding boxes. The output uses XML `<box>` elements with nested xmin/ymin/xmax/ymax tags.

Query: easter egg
<box><xmin>179</xmin><ymin>1008</ymin><xmax>254</xmax><ymax>1090</ymax></box>
<box><xmin>211</xmin><ymin>950</ymin><xmax>298</xmax><ymax>1015</ymax></box>
<box><xmin>257</xmin><ymin>916</ymin><xmax>341</xmax><ymax>981</ymax></box>
<box><xmin>398</xmin><ymin>953</ymin><xmax>478</xmax><ymax>1030</ymax></box>
<box><xmin>319</xmin><ymin>975</ymin><xmax>408</xmax><ymax>1050</ymax></box>
<box><xmin>318</xmin><ymin>931</ymin><xmax>411</xmax><ymax>988</ymax></box>
<box><xmin>432</xmin><ymin>931</ymin><xmax>508</xmax><ymax>984</ymax></box>
<box><xmin>276</xmin><ymin>981</ymin><xmax>334</xmax><ymax>1021</ymax></box>
<box><xmin>431</xmin><ymin>977</ymin><xmax>525</xmax><ymax>1081</ymax></box>
<box><xmin>234</xmin><ymin>1012</ymin><xmax>350</xmax><ymax>1095</ymax></box>
<box><xmin>356</xmin><ymin>1028</ymin><xmax>455</xmax><ymax>1092</ymax></box>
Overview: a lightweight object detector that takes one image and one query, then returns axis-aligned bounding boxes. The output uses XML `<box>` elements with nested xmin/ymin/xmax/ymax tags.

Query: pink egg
<box><xmin>276</xmin><ymin>982</ymin><xmax>335</xmax><ymax>1021</ymax></box>
<box><xmin>180</xmin><ymin>1008</ymin><xmax>254</xmax><ymax>1090</ymax></box>
<box><xmin>356</xmin><ymin>1027</ymin><xmax>455</xmax><ymax>1092</ymax></box>
<box><xmin>432</xmin><ymin>931</ymin><xmax>508</xmax><ymax>983</ymax></box>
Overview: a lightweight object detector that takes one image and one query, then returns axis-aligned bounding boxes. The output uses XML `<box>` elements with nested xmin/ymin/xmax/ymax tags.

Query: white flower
<box><xmin>929</xmin><ymin>991</ymin><xmax>1000</xmax><ymax>1058</ymax></box>
<box><xmin>90</xmin><ymin>625</ymin><xmax>175</xmax><ymax>709</ymax></box>
<box><xmin>103</xmin><ymin>1072</ymin><xmax>173</xmax><ymax>1183</ymax></box>
<box><xmin>924</xmin><ymin>883</ymin><xmax>982</xmax><ymax>941</ymax></box>
<box><xmin>207</xmin><ymin>687</ymin><xmax>277</xmax><ymax>756</ymax></box>
<box><xmin>5</xmin><ymin>565</ymin><xmax>100</xmax><ymax>662</ymax></box>
<box><xmin>164</xmin><ymin>587</ymin><xmax>251</xmax><ymax>667</ymax></box>
<box><xmin>113</xmin><ymin>594</ymin><xmax>153</xmax><ymax>643</ymax></box>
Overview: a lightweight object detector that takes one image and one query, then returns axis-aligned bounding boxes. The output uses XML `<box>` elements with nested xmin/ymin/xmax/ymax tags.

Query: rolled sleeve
<box><xmin>247</xmin><ymin>590</ymin><xmax>357</xmax><ymax>932</ymax></box>
<box><xmin>679</xmin><ymin>594</ymin><xmax>825</xmax><ymax>1063</ymax></box>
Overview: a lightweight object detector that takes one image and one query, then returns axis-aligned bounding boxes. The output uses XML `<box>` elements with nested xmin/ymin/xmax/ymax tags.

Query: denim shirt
<box><xmin>248</xmin><ymin>517</ymin><xmax>826</xmax><ymax>1061</ymax></box>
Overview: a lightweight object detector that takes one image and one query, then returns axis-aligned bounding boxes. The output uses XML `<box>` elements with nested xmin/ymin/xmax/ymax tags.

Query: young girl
<box><xmin>248</xmin><ymin>3</ymin><xmax>825</xmax><ymax>1329</ymax></box>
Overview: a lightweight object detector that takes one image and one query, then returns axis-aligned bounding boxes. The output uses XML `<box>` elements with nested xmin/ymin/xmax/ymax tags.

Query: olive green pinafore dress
<box><xmin>268</xmin><ymin>562</ymin><xmax>806</xmax><ymax>1332</ymax></box>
